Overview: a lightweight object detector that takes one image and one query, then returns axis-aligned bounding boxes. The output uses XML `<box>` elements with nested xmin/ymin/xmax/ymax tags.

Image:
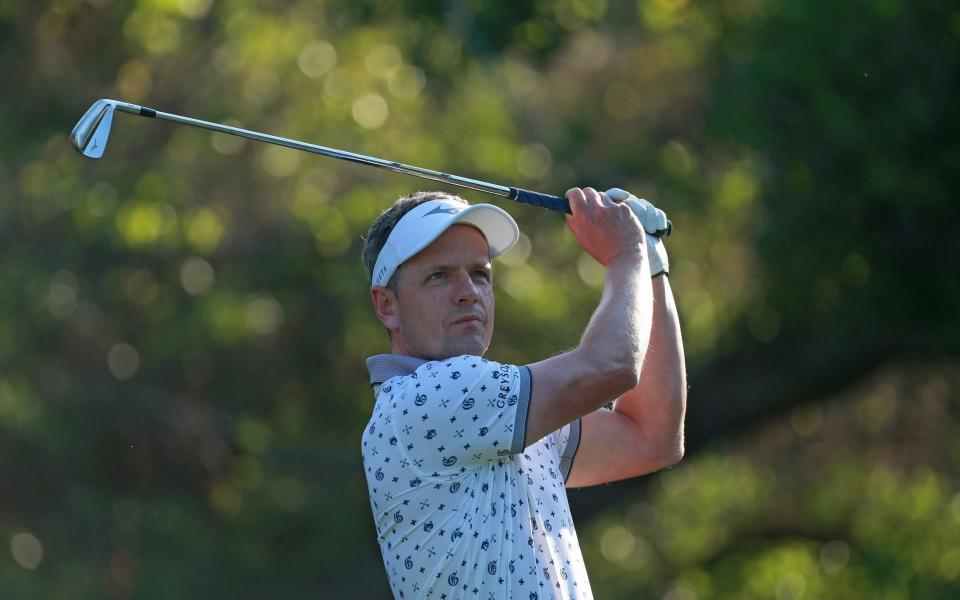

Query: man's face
<box><xmin>380</xmin><ymin>224</ymin><xmax>495</xmax><ymax>360</ymax></box>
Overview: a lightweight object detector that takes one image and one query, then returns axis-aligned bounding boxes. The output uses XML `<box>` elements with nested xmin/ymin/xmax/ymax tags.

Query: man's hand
<box><xmin>564</xmin><ymin>187</ymin><xmax>645</xmax><ymax>267</ymax></box>
<box><xmin>606</xmin><ymin>188</ymin><xmax>670</xmax><ymax>277</ymax></box>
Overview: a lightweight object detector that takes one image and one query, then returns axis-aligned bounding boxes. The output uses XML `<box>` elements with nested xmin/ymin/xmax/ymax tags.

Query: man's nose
<box><xmin>453</xmin><ymin>271</ymin><xmax>480</xmax><ymax>304</ymax></box>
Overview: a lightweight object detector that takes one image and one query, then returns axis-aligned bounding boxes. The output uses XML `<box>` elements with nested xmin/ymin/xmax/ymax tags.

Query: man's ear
<box><xmin>370</xmin><ymin>286</ymin><xmax>400</xmax><ymax>332</ymax></box>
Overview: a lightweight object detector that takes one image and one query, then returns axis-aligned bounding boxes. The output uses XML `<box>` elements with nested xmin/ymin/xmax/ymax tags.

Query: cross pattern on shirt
<box><xmin>361</xmin><ymin>355</ymin><xmax>593</xmax><ymax>599</ymax></box>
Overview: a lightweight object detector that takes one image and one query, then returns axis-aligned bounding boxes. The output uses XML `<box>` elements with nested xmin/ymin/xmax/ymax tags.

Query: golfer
<box><xmin>360</xmin><ymin>187</ymin><xmax>686</xmax><ymax>599</ymax></box>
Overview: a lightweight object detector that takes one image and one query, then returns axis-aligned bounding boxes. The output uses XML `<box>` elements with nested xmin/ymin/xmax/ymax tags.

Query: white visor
<box><xmin>371</xmin><ymin>199</ymin><xmax>520</xmax><ymax>287</ymax></box>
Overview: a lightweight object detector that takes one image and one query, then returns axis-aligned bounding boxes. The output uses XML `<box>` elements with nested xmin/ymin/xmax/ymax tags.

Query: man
<box><xmin>360</xmin><ymin>187</ymin><xmax>686</xmax><ymax>599</ymax></box>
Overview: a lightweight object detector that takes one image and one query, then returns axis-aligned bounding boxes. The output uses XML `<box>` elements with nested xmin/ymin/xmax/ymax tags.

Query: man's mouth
<box><xmin>452</xmin><ymin>315</ymin><xmax>484</xmax><ymax>326</ymax></box>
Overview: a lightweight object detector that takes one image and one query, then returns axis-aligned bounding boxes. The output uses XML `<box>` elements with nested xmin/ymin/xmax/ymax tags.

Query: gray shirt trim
<box><xmin>510</xmin><ymin>366</ymin><xmax>533</xmax><ymax>454</ymax></box>
<box><xmin>560</xmin><ymin>418</ymin><xmax>582</xmax><ymax>483</ymax></box>
<box><xmin>366</xmin><ymin>354</ymin><xmax>428</xmax><ymax>387</ymax></box>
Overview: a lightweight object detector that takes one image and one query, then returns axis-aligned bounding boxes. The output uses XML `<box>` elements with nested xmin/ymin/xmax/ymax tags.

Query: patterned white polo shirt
<box><xmin>361</xmin><ymin>354</ymin><xmax>590</xmax><ymax>599</ymax></box>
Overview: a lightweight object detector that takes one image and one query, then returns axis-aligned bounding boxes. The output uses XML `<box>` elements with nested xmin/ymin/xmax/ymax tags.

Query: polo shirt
<box><xmin>361</xmin><ymin>354</ymin><xmax>592</xmax><ymax>599</ymax></box>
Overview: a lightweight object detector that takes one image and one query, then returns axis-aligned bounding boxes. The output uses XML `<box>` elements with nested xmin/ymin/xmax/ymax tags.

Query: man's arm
<box><xmin>565</xmin><ymin>274</ymin><xmax>686</xmax><ymax>488</ymax></box>
<box><xmin>523</xmin><ymin>187</ymin><xmax>654</xmax><ymax>447</ymax></box>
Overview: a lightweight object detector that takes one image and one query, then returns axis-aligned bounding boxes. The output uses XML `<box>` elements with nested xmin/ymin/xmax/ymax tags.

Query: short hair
<box><xmin>361</xmin><ymin>191</ymin><xmax>469</xmax><ymax>288</ymax></box>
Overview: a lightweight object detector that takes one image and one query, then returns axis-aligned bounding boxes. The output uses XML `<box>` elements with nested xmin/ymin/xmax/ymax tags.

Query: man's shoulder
<box><xmin>367</xmin><ymin>353</ymin><xmax>517</xmax><ymax>385</ymax></box>
<box><xmin>407</xmin><ymin>355</ymin><xmax>519</xmax><ymax>386</ymax></box>
<box><xmin>371</xmin><ymin>354</ymin><xmax>524</xmax><ymax>404</ymax></box>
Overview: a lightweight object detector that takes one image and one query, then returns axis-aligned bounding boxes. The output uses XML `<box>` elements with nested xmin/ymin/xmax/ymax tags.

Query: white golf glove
<box><xmin>606</xmin><ymin>188</ymin><xmax>669</xmax><ymax>276</ymax></box>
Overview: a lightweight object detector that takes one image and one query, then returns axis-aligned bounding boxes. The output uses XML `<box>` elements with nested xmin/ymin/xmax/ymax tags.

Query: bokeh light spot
<box><xmin>108</xmin><ymin>343</ymin><xmax>141</xmax><ymax>380</ymax></box>
<box><xmin>576</xmin><ymin>253</ymin><xmax>605</xmax><ymax>288</ymax></box>
<box><xmin>10</xmin><ymin>532</ymin><xmax>43</xmax><ymax>570</ymax></box>
<box><xmin>311</xmin><ymin>206</ymin><xmax>350</xmax><ymax>256</ymax></box>
<box><xmin>641</xmin><ymin>0</ymin><xmax>689</xmax><ymax>30</ymax></box>
<box><xmin>245</xmin><ymin>294</ymin><xmax>284</xmax><ymax>335</ymax></box>
<box><xmin>365</xmin><ymin>44</ymin><xmax>402</xmax><ymax>78</ymax></box>
<box><xmin>86</xmin><ymin>182</ymin><xmax>117</xmax><ymax>217</ymax></box>
<box><xmin>260</xmin><ymin>145</ymin><xmax>302</xmax><ymax>177</ymax></box>
<box><xmin>661</xmin><ymin>140</ymin><xmax>694</xmax><ymax>177</ymax></box>
<box><xmin>819</xmin><ymin>540</ymin><xmax>850</xmax><ymax>574</ymax></box>
<box><xmin>185</xmin><ymin>207</ymin><xmax>226</xmax><ymax>253</ymax></box>
<box><xmin>717</xmin><ymin>165</ymin><xmax>758</xmax><ymax>211</ymax></box>
<box><xmin>210</xmin><ymin>120</ymin><xmax>247</xmax><ymax>155</ymax></box>
<box><xmin>116</xmin><ymin>60</ymin><xmax>153</xmax><ymax>102</ymax></box>
<box><xmin>663</xmin><ymin>582</ymin><xmax>698</xmax><ymax>600</ymax></box>
<box><xmin>352</xmin><ymin>94</ymin><xmax>389</xmax><ymax>129</ymax></box>
<box><xmin>502</xmin><ymin>264</ymin><xmax>543</xmax><ymax>301</ymax></box>
<box><xmin>47</xmin><ymin>270</ymin><xmax>79</xmax><ymax>320</ymax></box>
<box><xmin>499</xmin><ymin>232</ymin><xmax>532</xmax><ymax>267</ymax></box>
<box><xmin>516</xmin><ymin>144</ymin><xmax>552</xmax><ymax>179</ymax></box>
<box><xmin>298</xmin><ymin>40</ymin><xmax>337</xmax><ymax>78</ymax></box>
<box><xmin>775</xmin><ymin>571</ymin><xmax>806</xmax><ymax>600</ymax></box>
<box><xmin>388</xmin><ymin>65</ymin><xmax>426</xmax><ymax>99</ymax></box>
<box><xmin>180</xmin><ymin>257</ymin><xmax>215</xmax><ymax>296</ymax></box>
<box><xmin>236</xmin><ymin>416</ymin><xmax>272</xmax><ymax>454</ymax></box>
<box><xmin>177</xmin><ymin>0</ymin><xmax>213</xmax><ymax>20</ymax></box>
<box><xmin>600</xmin><ymin>525</ymin><xmax>635</xmax><ymax>563</ymax></box>
<box><xmin>116</xmin><ymin>202</ymin><xmax>178</xmax><ymax>248</ymax></box>
<box><xmin>143</xmin><ymin>18</ymin><xmax>181</xmax><ymax>55</ymax></box>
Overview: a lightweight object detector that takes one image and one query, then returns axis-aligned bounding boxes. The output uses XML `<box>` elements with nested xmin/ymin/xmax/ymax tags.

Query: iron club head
<box><xmin>69</xmin><ymin>99</ymin><xmax>117</xmax><ymax>159</ymax></box>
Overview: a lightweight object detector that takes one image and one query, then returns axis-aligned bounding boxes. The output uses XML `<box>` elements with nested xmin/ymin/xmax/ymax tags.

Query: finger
<box><xmin>605</xmin><ymin>187</ymin><xmax>630</xmax><ymax>203</ymax></box>
<box><xmin>650</xmin><ymin>207</ymin><xmax>669</xmax><ymax>233</ymax></box>
<box><xmin>625</xmin><ymin>196</ymin><xmax>647</xmax><ymax>223</ymax></box>
<box><xmin>583</xmin><ymin>187</ymin><xmax>604</xmax><ymax>212</ymax></box>
<box><xmin>564</xmin><ymin>187</ymin><xmax>587</xmax><ymax>224</ymax></box>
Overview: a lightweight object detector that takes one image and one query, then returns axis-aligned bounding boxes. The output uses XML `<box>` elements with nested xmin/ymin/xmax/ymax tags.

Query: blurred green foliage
<box><xmin>581</xmin><ymin>360</ymin><xmax>960</xmax><ymax>599</ymax></box>
<box><xmin>1</xmin><ymin>0</ymin><xmax>957</xmax><ymax>597</ymax></box>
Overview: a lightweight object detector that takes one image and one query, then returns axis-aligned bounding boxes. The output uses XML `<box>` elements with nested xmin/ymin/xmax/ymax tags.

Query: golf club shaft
<box><xmin>112</xmin><ymin>102</ymin><xmax>571</xmax><ymax>214</ymax></box>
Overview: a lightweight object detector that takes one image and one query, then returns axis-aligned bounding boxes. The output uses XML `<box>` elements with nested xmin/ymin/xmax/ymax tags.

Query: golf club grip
<box><xmin>510</xmin><ymin>187</ymin><xmax>673</xmax><ymax>237</ymax></box>
<box><xmin>510</xmin><ymin>188</ymin><xmax>571</xmax><ymax>214</ymax></box>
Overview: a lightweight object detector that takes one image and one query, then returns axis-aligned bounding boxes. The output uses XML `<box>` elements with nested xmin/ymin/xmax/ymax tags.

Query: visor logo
<box><xmin>422</xmin><ymin>205</ymin><xmax>460</xmax><ymax>218</ymax></box>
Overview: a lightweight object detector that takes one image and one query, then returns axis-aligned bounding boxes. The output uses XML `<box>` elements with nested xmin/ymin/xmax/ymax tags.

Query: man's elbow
<box><xmin>657</xmin><ymin>412</ymin><xmax>686</xmax><ymax>467</ymax></box>
<box><xmin>664</xmin><ymin>386</ymin><xmax>687</xmax><ymax>466</ymax></box>
<box><xmin>630</xmin><ymin>434</ymin><xmax>683</xmax><ymax>477</ymax></box>
<box><xmin>661</xmin><ymin>435</ymin><xmax>685</xmax><ymax>467</ymax></box>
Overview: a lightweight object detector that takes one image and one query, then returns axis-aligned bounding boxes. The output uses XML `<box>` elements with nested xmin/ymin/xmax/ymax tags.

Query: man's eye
<box><xmin>473</xmin><ymin>270</ymin><xmax>491</xmax><ymax>281</ymax></box>
<box><xmin>428</xmin><ymin>272</ymin><xmax>446</xmax><ymax>281</ymax></box>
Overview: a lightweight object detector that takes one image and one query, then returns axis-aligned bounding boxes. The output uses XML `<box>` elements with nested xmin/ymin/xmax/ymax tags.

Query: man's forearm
<box><xmin>576</xmin><ymin>251</ymin><xmax>654</xmax><ymax>384</ymax></box>
<box><xmin>613</xmin><ymin>275</ymin><xmax>687</xmax><ymax>461</ymax></box>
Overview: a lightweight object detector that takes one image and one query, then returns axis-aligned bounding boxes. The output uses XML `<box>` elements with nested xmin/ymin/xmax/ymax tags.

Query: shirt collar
<box><xmin>365</xmin><ymin>354</ymin><xmax>430</xmax><ymax>387</ymax></box>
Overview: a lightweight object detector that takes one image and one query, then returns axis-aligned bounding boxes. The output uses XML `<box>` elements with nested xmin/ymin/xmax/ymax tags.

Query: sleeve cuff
<box><xmin>510</xmin><ymin>366</ymin><xmax>533</xmax><ymax>454</ymax></box>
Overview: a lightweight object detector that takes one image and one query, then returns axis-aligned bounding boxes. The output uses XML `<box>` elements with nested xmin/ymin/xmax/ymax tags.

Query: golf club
<box><xmin>70</xmin><ymin>99</ymin><xmax>671</xmax><ymax>237</ymax></box>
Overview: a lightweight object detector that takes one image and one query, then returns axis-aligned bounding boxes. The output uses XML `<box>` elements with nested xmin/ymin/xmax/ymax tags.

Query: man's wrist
<box><xmin>646</xmin><ymin>233</ymin><xmax>669</xmax><ymax>277</ymax></box>
<box><xmin>606</xmin><ymin>247</ymin><xmax>646</xmax><ymax>271</ymax></box>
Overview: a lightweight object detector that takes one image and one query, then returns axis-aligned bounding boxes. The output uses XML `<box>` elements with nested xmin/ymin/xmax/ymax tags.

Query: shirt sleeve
<box><xmin>391</xmin><ymin>355</ymin><xmax>531</xmax><ymax>475</ymax></box>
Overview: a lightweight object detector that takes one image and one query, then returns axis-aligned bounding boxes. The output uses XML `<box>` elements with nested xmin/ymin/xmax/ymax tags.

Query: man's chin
<box><xmin>438</xmin><ymin>335</ymin><xmax>489</xmax><ymax>359</ymax></box>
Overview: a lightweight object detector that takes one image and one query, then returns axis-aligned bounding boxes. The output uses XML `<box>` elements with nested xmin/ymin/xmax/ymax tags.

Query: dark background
<box><xmin>2</xmin><ymin>0</ymin><xmax>958</xmax><ymax>597</ymax></box>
